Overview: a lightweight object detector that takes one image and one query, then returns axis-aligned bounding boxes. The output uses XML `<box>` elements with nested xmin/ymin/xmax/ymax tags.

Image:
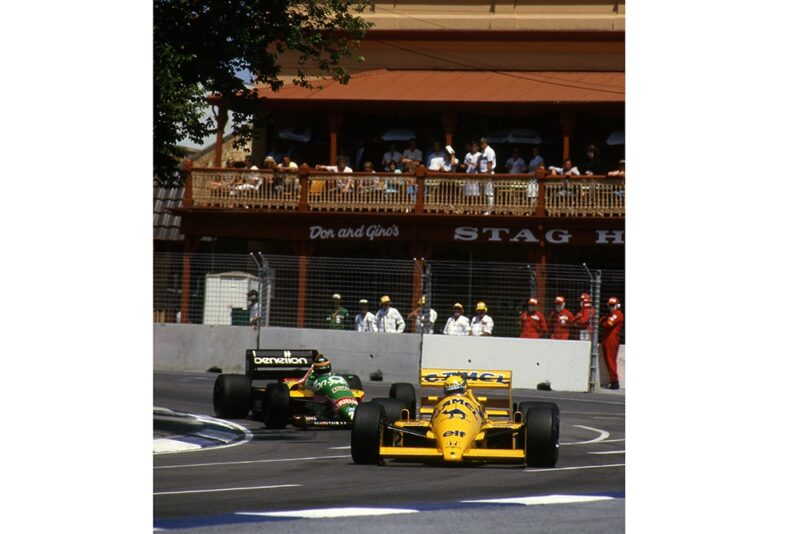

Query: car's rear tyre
<box><xmin>213</xmin><ymin>374</ymin><xmax>252</xmax><ymax>418</ymax></box>
<box><xmin>351</xmin><ymin>402</ymin><xmax>385</xmax><ymax>464</ymax></box>
<box><xmin>389</xmin><ymin>382</ymin><xmax>416</xmax><ymax>419</ymax></box>
<box><xmin>345</xmin><ymin>374</ymin><xmax>364</xmax><ymax>391</ymax></box>
<box><xmin>524</xmin><ymin>403</ymin><xmax>560</xmax><ymax>468</ymax></box>
<box><xmin>263</xmin><ymin>382</ymin><xmax>291</xmax><ymax>429</ymax></box>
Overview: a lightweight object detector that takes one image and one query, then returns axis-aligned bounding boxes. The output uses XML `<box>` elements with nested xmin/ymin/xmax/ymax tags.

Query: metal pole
<box><xmin>583</xmin><ymin>263</ymin><xmax>601</xmax><ymax>393</ymax></box>
<box><xmin>250</xmin><ymin>252</ymin><xmax>268</xmax><ymax>350</ymax></box>
<box><xmin>526</xmin><ymin>264</ymin><xmax>537</xmax><ymax>297</ymax></box>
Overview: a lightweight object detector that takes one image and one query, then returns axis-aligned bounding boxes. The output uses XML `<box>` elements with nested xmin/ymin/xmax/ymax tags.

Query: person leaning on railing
<box><xmin>315</xmin><ymin>156</ymin><xmax>354</xmax><ymax>193</ymax></box>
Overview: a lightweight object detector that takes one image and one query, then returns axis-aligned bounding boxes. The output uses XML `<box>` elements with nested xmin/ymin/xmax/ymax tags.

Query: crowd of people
<box><xmin>224</xmin><ymin>138</ymin><xmax>625</xmax><ymax>179</ymax></box>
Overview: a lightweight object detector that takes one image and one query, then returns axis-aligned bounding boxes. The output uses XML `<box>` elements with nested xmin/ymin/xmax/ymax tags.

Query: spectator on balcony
<box><xmin>274</xmin><ymin>154</ymin><xmax>298</xmax><ymax>194</ymax></box>
<box><xmin>402</xmin><ymin>139</ymin><xmax>423</xmax><ymax>167</ymax></box>
<box><xmin>579</xmin><ymin>145</ymin><xmax>602</xmax><ymax>176</ymax></box>
<box><xmin>326</xmin><ymin>293</ymin><xmax>349</xmax><ymax>330</ymax></box>
<box><xmin>570</xmin><ymin>293</ymin><xmax>595</xmax><ymax>341</ymax></box>
<box><xmin>469</xmin><ymin>301</ymin><xmax>494</xmax><ymax>336</ymax></box>
<box><xmin>600</xmin><ymin>297</ymin><xmax>624</xmax><ymax>390</ymax></box>
<box><xmin>355</xmin><ymin>299</ymin><xmax>378</xmax><ymax>332</ymax></box>
<box><xmin>316</xmin><ymin>156</ymin><xmax>354</xmax><ymax>193</ymax></box>
<box><xmin>375</xmin><ymin>295</ymin><xmax>405</xmax><ymax>333</ymax></box>
<box><xmin>426</xmin><ymin>142</ymin><xmax>447</xmax><ymax>168</ymax></box>
<box><xmin>463</xmin><ymin>141</ymin><xmax>482</xmax><ymax>201</ymax></box>
<box><xmin>427</xmin><ymin>147</ymin><xmax>458</xmax><ymax>172</ymax></box>
<box><xmin>519</xmin><ymin>298</ymin><xmax>547</xmax><ymax>339</ymax></box>
<box><xmin>548</xmin><ymin>159</ymin><xmax>580</xmax><ymax>177</ymax></box>
<box><xmin>276</xmin><ymin>154</ymin><xmax>298</xmax><ymax>173</ymax></box>
<box><xmin>505</xmin><ymin>148</ymin><xmax>527</xmax><ymax>174</ymax></box>
<box><xmin>548</xmin><ymin>296</ymin><xmax>574</xmax><ymax>340</ymax></box>
<box><xmin>443</xmin><ymin>303</ymin><xmax>470</xmax><ymax>335</ymax></box>
<box><xmin>478</xmin><ymin>137</ymin><xmax>496</xmax><ymax>214</ymax></box>
<box><xmin>528</xmin><ymin>146</ymin><xmax>544</xmax><ymax>173</ymax></box>
<box><xmin>382</xmin><ymin>144</ymin><xmax>402</xmax><ymax>171</ymax></box>
<box><xmin>357</xmin><ymin>161</ymin><xmax>382</xmax><ymax>193</ymax></box>
<box><xmin>607</xmin><ymin>159</ymin><xmax>625</xmax><ymax>177</ymax></box>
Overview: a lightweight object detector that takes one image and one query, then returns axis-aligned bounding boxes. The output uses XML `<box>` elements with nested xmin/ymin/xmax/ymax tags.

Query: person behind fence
<box><xmin>600</xmin><ymin>297</ymin><xmax>624</xmax><ymax>390</ymax></box>
<box><xmin>443</xmin><ymin>303</ymin><xmax>470</xmax><ymax>335</ymax></box>
<box><xmin>355</xmin><ymin>299</ymin><xmax>377</xmax><ymax>332</ymax></box>
<box><xmin>570</xmin><ymin>293</ymin><xmax>595</xmax><ymax>341</ymax></box>
<box><xmin>326</xmin><ymin>293</ymin><xmax>349</xmax><ymax>330</ymax></box>
<box><xmin>548</xmin><ymin>295</ymin><xmax>574</xmax><ymax>340</ymax></box>
<box><xmin>519</xmin><ymin>297</ymin><xmax>547</xmax><ymax>339</ymax></box>
<box><xmin>469</xmin><ymin>301</ymin><xmax>494</xmax><ymax>336</ymax></box>
<box><xmin>505</xmin><ymin>148</ymin><xmax>527</xmax><ymax>174</ymax></box>
<box><xmin>407</xmin><ymin>296</ymin><xmax>438</xmax><ymax>334</ymax></box>
<box><xmin>478</xmin><ymin>137</ymin><xmax>496</xmax><ymax>214</ymax></box>
<box><xmin>375</xmin><ymin>295</ymin><xmax>405</xmax><ymax>333</ymax></box>
<box><xmin>247</xmin><ymin>289</ymin><xmax>261</xmax><ymax>329</ymax></box>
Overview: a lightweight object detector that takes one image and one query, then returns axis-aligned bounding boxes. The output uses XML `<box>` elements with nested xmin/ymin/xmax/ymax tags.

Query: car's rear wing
<box><xmin>419</xmin><ymin>368</ymin><xmax>513</xmax><ymax>419</ymax></box>
<box><xmin>246</xmin><ymin>349</ymin><xmax>318</xmax><ymax>380</ymax></box>
<box><xmin>419</xmin><ymin>368</ymin><xmax>512</xmax><ymax>390</ymax></box>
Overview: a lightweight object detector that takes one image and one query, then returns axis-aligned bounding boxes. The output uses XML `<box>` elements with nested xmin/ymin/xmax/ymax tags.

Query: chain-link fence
<box><xmin>154</xmin><ymin>252</ymin><xmax>624</xmax><ymax>342</ymax></box>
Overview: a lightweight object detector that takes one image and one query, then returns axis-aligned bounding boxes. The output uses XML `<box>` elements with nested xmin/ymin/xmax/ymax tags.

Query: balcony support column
<box><xmin>442</xmin><ymin>111</ymin><xmax>458</xmax><ymax>148</ymax></box>
<box><xmin>213</xmin><ymin>99</ymin><xmax>229</xmax><ymax>168</ymax></box>
<box><xmin>560</xmin><ymin>110</ymin><xmax>576</xmax><ymax>163</ymax></box>
<box><xmin>326</xmin><ymin>111</ymin><xmax>343</xmax><ymax>165</ymax></box>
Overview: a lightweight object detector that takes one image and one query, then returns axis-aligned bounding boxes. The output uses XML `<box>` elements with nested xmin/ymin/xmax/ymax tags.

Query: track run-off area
<box><xmin>154</xmin><ymin>371</ymin><xmax>625</xmax><ymax>533</ymax></box>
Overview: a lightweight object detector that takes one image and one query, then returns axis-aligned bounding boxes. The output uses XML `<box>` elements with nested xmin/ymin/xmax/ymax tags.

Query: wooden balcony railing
<box><xmin>183</xmin><ymin>162</ymin><xmax>624</xmax><ymax>218</ymax></box>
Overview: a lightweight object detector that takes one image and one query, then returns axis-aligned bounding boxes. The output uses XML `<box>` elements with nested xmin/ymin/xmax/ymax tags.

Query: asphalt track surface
<box><xmin>154</xmin><ymin>371</ymin><xmax>625</xmax><ymax>533</ymax></box>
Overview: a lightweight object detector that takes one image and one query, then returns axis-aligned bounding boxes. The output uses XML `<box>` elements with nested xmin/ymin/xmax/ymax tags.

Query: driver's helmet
<box><xmin>443</xmin><ymin>375</ymin><xmax>467</xmax><ymax>396</ymax></box>
<box><xmin>313</xmin><ymin>355</ymin><xmax>332</xmax><ymax>375</ymax></box>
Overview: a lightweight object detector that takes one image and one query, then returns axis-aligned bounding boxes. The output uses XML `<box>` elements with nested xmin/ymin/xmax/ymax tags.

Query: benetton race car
<box><xmin>212</xmin><ymin>349</ymin><xmax>368</xmax><ymax>429</ymax></box>
<box><xmin>350</xmin><ymin>368</ymin><xmax>560</xmax><ymax>467</ymax></box>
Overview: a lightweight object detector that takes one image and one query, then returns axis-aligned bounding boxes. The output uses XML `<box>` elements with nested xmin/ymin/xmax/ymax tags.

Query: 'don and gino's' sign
<box><xmin>309</xmin><ymin>224</ymin><xmax>400</xmax><ymax>241</ymax></box>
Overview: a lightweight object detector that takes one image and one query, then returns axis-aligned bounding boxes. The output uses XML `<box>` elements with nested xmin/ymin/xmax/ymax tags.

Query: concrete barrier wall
<box><xmin>154</xmin><ymin>324</ymin><xmax>623</xmax><ymax>391</ymax></box>
<box><xmin>154</xmin><ymin>324</ymin><xmax>421</xmax><ymax>383</ymax></box>
<box><xmin>421</xmin><ymin>335</ymin><xmax>592</xmax><ymax>392</ymax></box>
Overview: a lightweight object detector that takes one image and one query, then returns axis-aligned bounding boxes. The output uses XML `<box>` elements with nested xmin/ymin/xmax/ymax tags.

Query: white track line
<box><xmin>239</xmin><ymin>507</ymin><xmax>419</xmax><ymax>519</ymax></box>
<box><xmin>329</xmin><ymin>446</ymin><xmax>351</xmax><ymax>450</ymax></box>
<box><xmin>525</xmin><ymin>463</ymin><xmax>625</xmax><ymax>473</ymax></box>
<box><xmin>154</xmin><ymin>484</ymin><xmax>301</xmax><ymax>496</ymax></box>
<box><xmin>155</xmin><ymin>454</ymin><xmax>350</xmax><ymax>470</ymax></box>
<box><xmin>588</xmin><ymin>450</ymin><xmax>626</xmax><ymax>455</ymax></box>
<box><xmin>463</xmin><ymin>495</ymin><xmax>615</xmax><ymax>506</ymax></box>
<box><xmin>560</xmin><ymin>425</ymin><xmax>610</xmax><ymax>445</ymax></box>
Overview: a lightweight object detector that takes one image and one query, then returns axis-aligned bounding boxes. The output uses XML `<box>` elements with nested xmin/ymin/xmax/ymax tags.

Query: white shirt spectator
<box><xmin>479</xmin><ymin>145</ymin><xmax>496</xmax><ymax>174</ymax></box>
<box><xmin>469</xmin><ymin>314</ymin><xmax>494</xmax><ymax>336</ymax></box>
<box><xmin>416</xmin><ymin>308</ymin><xmax>438</xmax><ymax>334</ymax></box>
<box><xmin>464</xmin><ymin>151</ymin><xmax>480</xmax><ymax>174</ymax></box>
<box><xmin>427</xmin><ymin>150</ymin><xmax>447</xmax><ymax>169</ymax></box>
<box><xmin>376</xmin><ymin>307</ymin><xmax>406</xmax><ymax>333</ymax></box>
<box><xmin>443</xmin><ymin>315</ymin><xmax>471</xmax><ymax>335</ymax></box>
<box><xmin>505</xmin><ymin>156</ymin><xmax>527</xmax><ymax>174</ymax></box>
<box><xmin>355</xmin><ymin>312</ymin><xmax>378</xmax><ymax>332</ymax></box>
<box><xmin>320</xmin><ymin>165</ymin><xmax>353</xmax><ymax>173</ymax></box>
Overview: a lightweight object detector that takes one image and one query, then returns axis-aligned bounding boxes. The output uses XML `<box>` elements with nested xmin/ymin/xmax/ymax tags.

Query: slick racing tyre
<box><xmin>523</xmin><ymin>403</ymin><xmax>560</xmax><ymax>468</ymax></box>
<box><xmin>263</xmin><ymin>382</ymin><xmax>291</xmax><ymax>429</ymax></box>
<box><xmin>345</xmin><ymin>374</ymin><xmax>364</xmax><ymax>391</ymax></box>
<box><xmin>213</xmin><ymin>374</ymin><xmax>252</xmax><ymax>419</ymax></box>
<box><xmin>370</xmin><ymin>398</ymin><xmax>408</xmax><ymax>446</ymax></box>
<box><xmin>351</xmin><ymin>402</ymin><xmax>386</xmax><ymax>465</ymax></box>
<box><xmin>389</xmin><ymin>382</ymin><xmax>416</xmax><ymax>419</ymax></box>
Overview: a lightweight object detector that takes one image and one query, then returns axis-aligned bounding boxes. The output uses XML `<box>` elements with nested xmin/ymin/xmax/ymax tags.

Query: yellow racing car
<box><xmin>350</xmin><ymin>368</ymin><xmax>559</xmax><ymax>467</ymax></box>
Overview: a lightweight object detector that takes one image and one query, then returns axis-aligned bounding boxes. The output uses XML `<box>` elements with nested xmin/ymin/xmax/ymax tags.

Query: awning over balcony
<box><xmin>252</xmin><ymin>69</ymin><xmax>624</xmax><ymax>110</ymax></box>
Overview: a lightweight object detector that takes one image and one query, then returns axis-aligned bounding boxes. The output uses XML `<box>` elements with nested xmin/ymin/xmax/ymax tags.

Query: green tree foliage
<box><xmin>154</xmin><ymin>0</ymin><xmax>371</xmax><ymax>185</ymax></box>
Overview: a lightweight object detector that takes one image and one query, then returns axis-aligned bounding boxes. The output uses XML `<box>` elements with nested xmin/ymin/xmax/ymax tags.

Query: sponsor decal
<box><xmin>330</xmin><ymin>385</ymin><xmax>350</xmax><ymax>394</ymax></box>
<box><xmin>310</xmin><ymin>224</ymin><xmax>400</xmax><ymax>241</ymax></box>
<box><xmin>253</xmin><ymin>356</ymin><xmax>310</xmax><ymax>365</ymax></box>
<box><xmin>332</xmin><ymin>397</ymin><xmax>359</xmax><ymax>411</ymax></box>
<box><xmin>443</xmin><ymin>430</ymin><xmax>466</xmax><ymax>438</ymax></box>
<box><xmin>441</xmin><ymin>407</ymin><xmax>467</xmax><ymax>420</ymax></box>
<box><xmin>421</xmin><ymin>370</ymin><xmax>511</xmax><ymax>386</ymax></box>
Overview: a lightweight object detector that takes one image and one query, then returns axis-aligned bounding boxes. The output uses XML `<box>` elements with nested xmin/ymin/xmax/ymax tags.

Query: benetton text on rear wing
<box><xmin>419</xmin><ymin>368</ymin><xmax>512</xmax><ymax>389</ymax></box>
<box><xmin>246</xmin><ymin>349</ymin><xmax>318</xmax><ymax>380</ymax></box>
